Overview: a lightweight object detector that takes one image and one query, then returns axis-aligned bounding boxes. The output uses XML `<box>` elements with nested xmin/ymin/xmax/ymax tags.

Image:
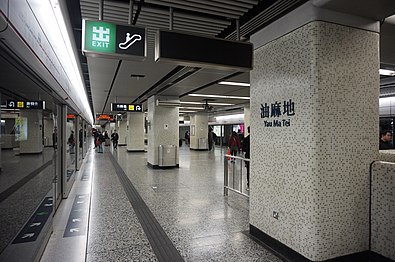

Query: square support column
<box><xmin>250</xmin><ymin>21</ymin><xmax>379</xmax><ymax>260</ymax></box>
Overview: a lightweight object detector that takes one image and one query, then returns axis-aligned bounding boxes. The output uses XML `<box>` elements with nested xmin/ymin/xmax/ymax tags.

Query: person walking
<box><xmin>228</xmin><ymin>131</ymin><xmax>241</xmax><ymax>163</ymax></box>
<box><xmin>97</xmin><ymin>131</ymin><xmax>105</xmax><ymax>153</ymax></box>
<box><xmin>111</xmin><ymin>130</ymin><xmax>119</xmax><ymax>149</ymax></box>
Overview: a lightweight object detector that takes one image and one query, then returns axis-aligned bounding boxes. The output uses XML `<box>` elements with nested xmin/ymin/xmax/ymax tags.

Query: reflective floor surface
<box><xmin>40</xmin><ymin>145</ymin><xmax>281</xmax><ymax>262</ymax></box>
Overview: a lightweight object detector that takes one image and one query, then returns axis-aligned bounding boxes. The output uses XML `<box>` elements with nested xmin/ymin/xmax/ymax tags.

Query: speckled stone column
<box><xmin>147</xmin><ymin>96</ymin><xmax>179</xmax><ymax>167</ymax></box>
<box><xmin>250</xmin><ymin>21</ymin><xmax>379</xmax><ymax>260</ymax></box>
<box><xmin>126</xmin><ymin>112</ymin><xmax>145</xmax><ymax>151</ymax></box>
<box><xmin>117</xmin><ymin>118</ymin><xmax>127</xmax><ymax>146</ymax></box>
<box><xmin>189</xmin><ymin>113</ymin><xmax>208</xmax><ymax>150</ymax></box>
<box><xmin>244</xmin><ymin>106</ymin><xmax>250</xmax><ymax>137</ymax></box>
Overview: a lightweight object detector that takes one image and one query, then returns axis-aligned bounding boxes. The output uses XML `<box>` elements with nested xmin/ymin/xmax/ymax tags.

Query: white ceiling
<box><xmin>2</xmin><ymin>0</ymin><xmax>395</xmax><ymax>120</ymax></box>
<box><xmin>80</xmin><ymin>0</ymin><xmax>262</xmax><ymax>119</ymax></box>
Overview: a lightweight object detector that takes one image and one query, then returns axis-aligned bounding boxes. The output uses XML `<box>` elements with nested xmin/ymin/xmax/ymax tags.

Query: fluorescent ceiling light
<box><xmin>215</xmin><ymin>114</ymin><xmax>244</xmax><ymax>121</ymax></box>
<box><xmin>179</xmin><ymin>107</ymin><xmax>204</xmax><ymax>110</ymax></box>
<box><xmin>218</xmin><ymin>81</ymin><xmax>250</xmax><ymax>87</ymax></box>
<box><xmin>180</xmin><ymin>101</ymin><xmax>234</xmax><ymax>106</ymax></box>
<box><xmin>188</xmin><ymin>94</ymin><xmax>250</xmax><ymax>100</ymax></box>
<box><xmin>379</xmin><ymin>69</ymin><xmax>395</xmax><ymax>76</ymax></box>
<box><xmin>49</xmin><ymin>1</ymin><xmax>93</xmax><ymax>124</ymax></box>
<box><xmin>179</xmin><ymin>110</ymin><xmax>197</xmax><ymax>113</ymax></box>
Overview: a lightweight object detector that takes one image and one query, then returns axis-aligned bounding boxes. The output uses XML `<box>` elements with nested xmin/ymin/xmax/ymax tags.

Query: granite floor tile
<box><xmin>42</xmin><ymin>146</ymin><xmax>282</xmax><ymax>262</ymax></box>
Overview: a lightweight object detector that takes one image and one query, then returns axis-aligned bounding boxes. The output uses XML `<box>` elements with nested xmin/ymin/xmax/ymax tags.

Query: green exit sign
<box><xmin>82</xmin><ymin>20</ymin><xmax>146</xmax><ymax>60</ymax></box>
<box><xmin>84</xmin><ymin>21</ymin><xmax>116</xmax><ymax>53</ymax></box>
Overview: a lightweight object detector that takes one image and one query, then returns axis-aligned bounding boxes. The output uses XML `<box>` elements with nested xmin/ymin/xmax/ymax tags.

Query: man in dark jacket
<box><xmin>379</xmin><ymin>130</ymin><xmax>393</xmax><ymax>150</ymax></box>
<box><xmin>242</xmin><ymin>126</ymin><xmax>250</xmax><ymax>188</ymax></box>
<box><xmin>111</xmin><ymin>130</ymin><xmax>119</xmax><ymax>149</ymax></box>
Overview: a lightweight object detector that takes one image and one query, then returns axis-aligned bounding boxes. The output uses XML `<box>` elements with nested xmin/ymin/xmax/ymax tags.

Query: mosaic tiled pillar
<box><xmin>147</xmin><ymin>96</ymin><xmax>179</xmax><ymax>167</ymax></box>
<box><xmin>126</xmin><ymin>112</ymin><xmax>145</xmax><ymax>151</ymax></box>
<box><xmin>250</xmin><ymin>21</ymin><xmax>379</xmax><ymax>260</ymax></box>
<box><xmin>371</xmin><ymin>161</ymin><xmax>395</xmax><ymax>260</ymax></box>
<box><xmin>190</xmin><ymin>113</ymin><xmax>208</xmax><ymax>150</ymax></box>
<box><xmin>244</xmin><ymin>106</ymin><xmax>250</xmax><ymax>137</ymax></box>
<box><xmin>117</xmin><ymin>119</ymin><xmax>127</xmax><ymax>146</ymax></box>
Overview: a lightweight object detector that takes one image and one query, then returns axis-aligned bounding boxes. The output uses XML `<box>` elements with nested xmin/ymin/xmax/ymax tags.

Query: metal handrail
<box><xmin>224</xmin><ymin>154</ymin><xmax>250</xmax><ymax>198</ymax></box>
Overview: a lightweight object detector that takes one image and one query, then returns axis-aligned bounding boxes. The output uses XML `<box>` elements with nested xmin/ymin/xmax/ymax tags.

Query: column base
<box><xmin>249</xmin><ymin>224</ymin><xmax>392</xmax><ymax>262</ymax></box>
<box><xmin>190</xmin><ymin>148</ymin><xmax>208</xmax><ymax>151</ymax></box>
<box><xmin>127</xmin><ymin>149</ymin><xmax>145</xmax><ymax>152</ymax></box>
<box><xmin>147</xmin><ymin>162</ymin><xmax>179</xmax><ymax>169</ymax></box>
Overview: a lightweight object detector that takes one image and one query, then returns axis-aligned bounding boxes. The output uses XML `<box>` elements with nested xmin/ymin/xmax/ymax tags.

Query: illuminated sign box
<box><xmin>7</xmin><ymin>100</ymin><xmax>45</xmax><ymax>109</ymax></box>
<box><xmin>155</xmin><ymin>30</ymin><xmax>253</xmax><ymax>71</ymax></box>
<box><xmin>111</xmin><ymin>103</ymin><xmax>143</xmax><ymax>112</ymax></box>
<box><xmin>96</xmin><ymin>114</ymin><xmax>114</xmax><ymax>121</ymax></box>
<box><xmin>82</xmin><ymin>20</ymin><xmax>146</xmax><ymax>60</ymax></box>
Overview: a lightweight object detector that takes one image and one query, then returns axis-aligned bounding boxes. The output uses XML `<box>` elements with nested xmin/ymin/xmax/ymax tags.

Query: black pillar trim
<box><xmin>249</xmin><ymin>224</ymin><xmax>394</xmax><ymax>262</ymax></box>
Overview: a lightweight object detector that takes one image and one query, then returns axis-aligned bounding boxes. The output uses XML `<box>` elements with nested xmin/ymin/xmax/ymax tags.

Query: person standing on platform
<box><xmin>242</xmin><ymin>126</ymin><xmax>250</xmax><ymax>188</ymax></box>
<box><xmin>79</xmin><ymin>128</ymin><xmax>83</xmax><ymax>148</ymax></box>
<box><xmin>93</xmin><ymin>129</ymin><xmax>98</xmax><ymax>149</ymax></box>
<box><xmin>52</xmin><ymin>127</ymin><xmax>57</xmax><ymax>150</ymax></box>
<box><xmin>379</xmin><ymin>130</ymin><xmax>393</xmax><ymax>150</ymax></box>
<box><xmin>97</xmin><ymin>131</ymin><xmax>104</xmax><ymax>153</ymax></box>
<box><xmin>111</xmin><ymin>130</ymin><xmax>119</xmax><ymax>149</ymax></box>
<box><xmin>228</xmin><ymin>131</ymin><xmax>241</xmax><ymax>163</ymax></box>
<box><xmin>208</xmin><ymin>127</ymin><xmax>214</xmax><ymax>151</ymax></box>
<box><xmin>68</xmin><ymin>131</ymin><xmax>75</xmax><ymax>154</ymax></box>
<box><xmin>185</xmin><ymin>130</ymin><xmax>190</xmax><ymax>146</ymax></box>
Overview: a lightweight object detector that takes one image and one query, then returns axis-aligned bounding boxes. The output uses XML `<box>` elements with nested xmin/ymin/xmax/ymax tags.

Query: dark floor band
<box><xmin>108</xmin><ymin>152</ymin><xmax>184</xmax><ymax>262</ymax></box>
<box><xmin>0</xmin><ymin>160</ymin><xmax>52</xmax><ymax>203</ymax></box>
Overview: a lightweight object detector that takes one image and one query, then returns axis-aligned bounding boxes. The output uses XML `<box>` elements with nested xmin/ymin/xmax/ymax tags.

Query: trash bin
<box><xmin>158</xmin><ymin>145</ymin><xmax>177</xmax><ymax>167</ymax></box>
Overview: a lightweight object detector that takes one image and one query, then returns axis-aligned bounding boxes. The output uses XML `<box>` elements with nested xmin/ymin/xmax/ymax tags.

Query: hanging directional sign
<box><xmin>82</xmin><ymin>20</ymin><xmax>146</xmax><ymax>60</ymax></box>
<box><xmin>7</xmin><ymin>100</ymin><xmax>45</xmax><ymax>110</ymax></box>
<box><xmin>111</xmin><ymin>103</ymin><xmax>143</xmax><ymax>112</ymax></box>
<box><xmin>155</xmin><ymin>30</ymin><xmax>253</xmax><ymax>70</ymax></box>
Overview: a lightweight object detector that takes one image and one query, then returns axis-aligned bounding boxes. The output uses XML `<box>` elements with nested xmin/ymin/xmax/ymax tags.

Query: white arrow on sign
<box><xmin>77</xmin><ymin>201</ymin><xmax>84</xmax><ymax>204</ymax></box>
<box><xmin>78</xmin><ymin>195</ymin><xmax>86</xmax><ymax>199</ymax></box>
<box><xmin>136</xmin><ymin>105</ymin><xmax>141</xmax><ymax>111</ymax></box>
<box><xmin>8</xmin><ymin>101</ymin><xmax>15</xmax><ymax>107</ymax></box>
<box><xmin>22</xmin><ymin>233</ymin><xmax>35</xmax><ymax>239</ymax></box>
<box><xmin>44</xmin><ymin>203</ymin><xmax>53</xmax><ymax>207</ymax></box>
<box><xmin>72</xmin><ymin>218</ymin><xmax>81</xmax><ymax>223</ymax></box>
<box><xmin>70</xmin><ymin>228</ymin><xmax>80</xmax><ymax>233</ymax></box>
<box><xmin>29</xmin><ymin>222</ymin><xmax>41</xmax><ymax>227</ymax></box>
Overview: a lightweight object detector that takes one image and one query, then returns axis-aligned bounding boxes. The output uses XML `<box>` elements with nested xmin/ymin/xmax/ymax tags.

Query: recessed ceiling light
<box><xmin>188</xmin><ymin>94</ymin><xmax>250</xmax><ymax>100</ymax></box>
<box><xmin>218</xmin><ymin>81</ymin><xmax>250</xmax><ymax>87</ymax></box>
<box><xmin>130</xmin><ymin>74</ymin><xmax>145</xmax><ymax>78</ymax></box>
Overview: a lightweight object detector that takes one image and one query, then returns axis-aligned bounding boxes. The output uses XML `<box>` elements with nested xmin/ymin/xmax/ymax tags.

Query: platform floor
<box><xmin>40</xmin><ymin>145</ymin><xmax>281</xmax><ymax>262</ymax></box>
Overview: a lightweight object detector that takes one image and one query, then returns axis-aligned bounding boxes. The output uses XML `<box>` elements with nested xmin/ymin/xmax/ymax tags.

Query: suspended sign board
<box><xmin>7</xmin><ymin>100</ymin><xmax>45</xmax><ymax>109</ymax></box>
<box><xmin>82</xmin><ymin>20</ymin><xmax>146</xmax><ymax>60</ymax></box>
<box><xmin>111</xmin><ymin>103</ymin><xmax>143</xmax><ymax>112</ymax></box>
<box><xmin>155</xmin><ymin>30</ymin><xmax>253</xmax><ymax>71</ymax></box>
<box><xmin>96</xmin><ymin>114</ymin><xmax>114</xmax><ymax>121</ymax></box>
